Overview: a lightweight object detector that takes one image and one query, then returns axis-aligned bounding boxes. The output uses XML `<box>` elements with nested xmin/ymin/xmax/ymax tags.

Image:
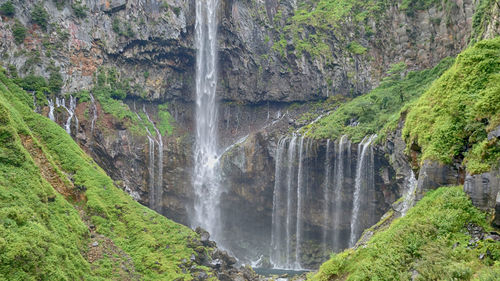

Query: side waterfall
<box><xmin>270</xmin><ymin>137</ymin><xmax>288</xmax><ymax>268</ymax></box>
<box><xmin>332</xmin><ymin>135</ymin><xmax>350</xmax><ymax>251</ymax></box>
<box><xmin>48</xmin><ymin>99</ymin><xmax>55</xmax><ymax>121</ymax></box>
<box><xmin>321</xmin><ymin>139</ymin><xmax>332</xmax><ymax>254</ymax></box>
<box><xmin>192</xmin><ymin>0</ymin><xmax>221</xmax><ymax>238</ymax></box>
<box><xmin>50</xmin><ymin>96</ymin><xmax>78</xmax><ymax>135</ymax></box>
<box><xmin>143</xmin><ymin>106</ymin><xmax>164</xmax><ymax>213</ymax></box>
<box><xmin>400</xmin><ymin>171</ymin><xmax>418</xmax><ymax>216</ymax></box>
<box><xmin>89</xmin><ymin>94</ymin><xmax>97</xmax><ymax>135</ymax></box>
<box><xmin>270</xmin><ymin>134</ymin><xmax>382</xmax><ymax>268</ymax></box>
<box><xmin>349</xmin><ymin>134</ymin><xmax>377</xmax><ymax>247</ymax></box>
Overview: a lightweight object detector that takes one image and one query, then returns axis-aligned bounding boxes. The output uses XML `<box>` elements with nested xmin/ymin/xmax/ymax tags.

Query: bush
<box><xmin>12</xmin><ymin>20</ymin><xmax>26</xmax><ymax>45</ymax></box>
<box><xmin>48</xmin><ymin>71</ymin><xmax>63</xmax><ymax>94</ymax></box>
<box><xmin>17</xmin><ymin>74</ymin><xmax>48</xmax><ymax>92</ymax></box>
<box><xmin>72</xmin><ymin>2</ymin><xmax>87</xmax><ymax>18</ymax></box>
<box><xmin>31</xmin><ymin>3</ymin><xmax>49</xmax><ymax>30</ymax></box>
<box><xmin>0</xmin><ymin>0</ymin><xmax>15</xmax><ymax>16</ymax></box>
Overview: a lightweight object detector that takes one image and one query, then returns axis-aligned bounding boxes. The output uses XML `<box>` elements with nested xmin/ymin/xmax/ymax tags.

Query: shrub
<box><xmin>48</xmin><ymin>71</ymin><xmax>63</xmax><ymax>94</ymax></box>
<box><xmin>31</xmin><ymin>3</ymin><xmax>49</xmax><ymax>30</ymax></box>
<box><xmin>0</xmin><ymin>0</ymin><xmax>15</xmax><ymax>16</ymax></box>
<box><xmin>11</xmin><ymin>20</ymin><xmax>26</xmax><ymax>45</ymax></box>
<box><xmin>72</xmin><ymin>2</ymin><xmax>87</xmax><ymax>18</ymax></box>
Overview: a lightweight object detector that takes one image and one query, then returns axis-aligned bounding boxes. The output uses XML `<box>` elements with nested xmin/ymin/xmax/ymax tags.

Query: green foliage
<box><xmin>112</xmin><ymin>18</ymin><xmax>134</xmax><ymax>37</ymax></box>
<box><xmin>53</xmin><ymin>0</ymin><xmax>66</xmax><ymax>10</ymax></box>
<box><xmin>0</xmin><ymin>69</ymin><xmax>208</xmax><ymax>280</ymax></box>
<box><xmin>48</xmin><ymin>71</ymin><xmax>63</xmax><ymax>94</ymax></box>
<box><xmin>403</xmin><ymin>37</ymin><xmax>500</xmax><ymax>174</ymax></box>
<box><xmin>307</xmin><ymin>57</ymin><xmax>454</xmax><ymax>142</ymax></box>
<box><xmin>470</xmin><ymin>0</ymin><xmax>494</xmax><ymax>44</ymax></box>
<box><xmin>17</xmin><ymin>74</ymin><xmax>49</xmax><ymax>93</ymax></box>
<box><xmin>400</xmin><ymin>0</ymin><xmax>441</xmax><ymax>16</ymax></box>
<box><xmin>31</xmin><ymin>3</ymin><xmax>50</xmax><ymax>30</ymax></box>
<box><xmin>311</xmin><ymin>186</ymin><xmax>499</xmax><ymax>281</ymax></box>
<box><xmin>158</xmin><ymin>104</ymin><xmax>174</xmax><ymax>136</ymax></box>
<box><xmin>0</xmin><ymin>0</ymin><xmax>15</xmax><ymax>16</ymax></box>
<box><xmin>11</xmin><ymin>20</ymin><xmax>26</xmax><ymax>45</ymax></box>
<box><xmin>112</xmin><ymin>18</ymin><xmax>120</xmax><ymax>34</ymax></box>
<box><xmin>72</xmin><ymin>1</ymin><xmax>87</xmax><ymax>18</ymax></box>
<box><xmin>172</xmin><ymin>6</ymin><xmax>181</xmax><ymax>17</ymax></box>
<box><xmin>347</xmin><ymin>41</ymin><xmax>367</xmax><ymax>55</ymax></box>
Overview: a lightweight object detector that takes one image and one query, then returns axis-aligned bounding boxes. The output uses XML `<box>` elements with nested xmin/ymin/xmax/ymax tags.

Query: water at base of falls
<box><xmin>192</xmin><ymin>0</ymin><xmax>221</xmax><ymax>240</ymax></box>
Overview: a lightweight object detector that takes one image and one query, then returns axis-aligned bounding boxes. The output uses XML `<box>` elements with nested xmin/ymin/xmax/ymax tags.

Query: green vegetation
<box><xmin>158</xmin><ymin>104</ymin><xmax>174</xmax><ymax>136</ymax></box>
<box><xmin>91</xmin><ymin>67</ymin><xmax>174</xmax><ymax>137</ymax></box>
<box><xmin>306</xmin><ymin>57</ymin><xmax>454</xmax><ymax>142</ymax></box>
<box><xmin>11</xmin><ymin>20</ymin><xmax>26</xmax><ymax>45</ymax></box>
<box><xmin>0</xmin><ymin>0</ymin><xmax>15</xmax><ymax>16</ymax></box>
<box><xmin>31</xmin><ymin>3</ymin><xmax>50</xmax><ymax>30</ymax></box>
<box><xmin>470</xmin><ymin>0</ymin><xmax>496</xmax><ymax>44</ymax></box>
<box><xmin>310</xmin><ymin>186</ymin><xmax>500</xmax><ymax>281</ymax></box>
<box><xmin>403</xmin><ymin>37</ymin><xmax>500</xmax><ymax>174</ymax></box>
<box><xmin>72</xmin><ymin>1</ymin><xmax>87</xmax><ymax>18</ymax></box>
<box><xmin>347</xmin><ymin>41</ymin><xmax>367</xmax><ymax>55</ymax></box>
<box><xmin>0</xmin><ymin>69</ymin><xmax>211</xmax><ymax>280</ymax></box>
<box><xmin>112</xmin><ymin>18</ymin><xmax>135</xmax><ymax>38</ymax></box>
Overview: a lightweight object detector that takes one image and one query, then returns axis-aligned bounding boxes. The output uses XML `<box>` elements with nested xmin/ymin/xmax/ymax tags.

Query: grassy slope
<box><xmin>310</xmin><ymin>186</ymin><xmax>500</xmax><ymax>281</ymax></box>
<box><xmin>305</xmin><ymin>57</ymin><xmax>454</xmax><ymax>142</ymax></box>
<box><xmin>0</xmin><ymin>69</ymin><xmax>212</xmax><ymax>280</ymax></box>
<box><xmin>403</xmin><ymin>37</ymin><xmax>500</xmax><ymax>174</ymax></box>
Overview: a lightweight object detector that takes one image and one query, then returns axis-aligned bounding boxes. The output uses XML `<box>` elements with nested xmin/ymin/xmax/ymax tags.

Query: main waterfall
<box><xmin>192</xmin><ymin>0</ymin><xmax>221</xmax><ymax>238</ymax></box>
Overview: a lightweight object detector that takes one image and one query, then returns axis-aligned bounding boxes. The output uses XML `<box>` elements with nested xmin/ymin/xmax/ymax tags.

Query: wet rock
<box><xmin>464</xmin><ymin>169</ymin><xmax>500</xmax><ymax>211</ymax></box>
<box><xmin>416</xmin><ymin>160</ymin><xmax>460</xmax><ymax>200</ymax></box>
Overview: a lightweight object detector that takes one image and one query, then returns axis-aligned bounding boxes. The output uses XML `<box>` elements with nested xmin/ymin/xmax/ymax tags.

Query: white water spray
<box><xmin>349</xmin><ymin>135</ymin><xmax>377</xmax><ymax>247</ymax></box>
<box><xmin>192</xmin><ymin>0</ymin><xmax>221</xmax><ymax>238</ymax></box>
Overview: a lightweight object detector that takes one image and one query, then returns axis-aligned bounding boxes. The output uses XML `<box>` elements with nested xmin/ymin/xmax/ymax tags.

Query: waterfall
<box><xmin>270</xmin><ymin>135</ymin><xmax>310</xmax><ymax>270</ymax></box>
<box><xmin>65</xmin><ymin>95</ymin><xmax>77</xmax><ymax>135</ymax></box>
<box><xmin>322</xmin><ymin>139</ymin><xmax>332</xmax><ymax>254</ymax></box>
<box><xmin>192</xmin><ymin>0</ymin><xmax>220</xmax><ymax>238</ymax></box>
<box><xmin>295</xmin><ymin>136</ymin><xmax>306</xmax><ymax>269</ymax></box>
<box><xmin>332</xmin><ymin>135</ymin><xmax>350</xmax><ymax>251</ymax></box>
<box><xmin>53</xmin><ymin>96</ymin><xmax>77</xmax><ymax>135</ymax></box>
<box><xmin>349</xmin><ymin>135</ymin><xmax>377</xmax><ymax>247</ymax></box>
<box><xmin>143</xmin><ymin>105</ymin><xmax>164</xmax><ymax>213</ymax></box>
<box><xmin>285</xmin><ymin>136</ymin><xmax>297</xmax><ymax>267</ymax></box>
<box><xmin>400</xmin><ymin>171</ymin><xmax>417</xmax><ymax>216</ymax></box>
<box><xmin>48</xmin><ymin>99</ymin><xmax>55</xmax><ymax>121</ymax></box>
<box><xmin>270</xmin><ymin>137</ymin><xmax>288</xmax><ymax>268</ymax></box>
<box><xmin>90</xmin><ymin>94</ymin><xmax>97</xmax><ymax>134</ymax></box>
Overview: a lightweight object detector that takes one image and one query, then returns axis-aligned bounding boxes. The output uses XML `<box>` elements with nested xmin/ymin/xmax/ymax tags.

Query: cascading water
<box><xmin>285</xmin><ymin>136</ymin><xmax>297</xmax><ymax>267</ymax></box>
<box><xmin>270</xmin><ymin>137</ymin><xmax>288</xmax><ymax>268</ymax></box>
<box><xmin>90</xmin><ymin>94</ymin><xmax>97</xmax><ymax>134</ymax></box>
<box><xmin>332</xmin><ymin>135</ymin><xmax>350</xmax><ymax>251</ymax></box>
<box><xmin>48</xmin><ymin>99</ymin><xmax>55</xmax><ymax>121</ymax></box>
<box><xmin>143</xmin><ymin>106</ymin><xmax>164</xmax><ymax>213</ymax></box>
<box><xmin>192</xmin><ymin>0</ymin><xmax>221</xmax><ymax>238</ymax></box>
<box><xmin>400</xmin><ymin>171</ymin><xmax>417</xmax><ymax>216</ymax></box>
<box><xmin>322</xmin><ymin>139</ymin><xmax>332</xmax><ymax>253</ymax></box>
<box><xmin>349</xmin><ymin>134</ymin><xmax>377</xmax><ymax>247</ymax></box>
<box><xmin>270</xmin><ymin>133</ymin><xmax>382</xmax><ymax>268</ymax></box>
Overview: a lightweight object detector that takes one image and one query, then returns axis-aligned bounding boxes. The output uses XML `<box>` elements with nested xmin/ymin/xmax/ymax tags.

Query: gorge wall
<box><xmin>2</xmin><ymin>0</ymin><xmax>499</xmax><ymax>271</ymax></box>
